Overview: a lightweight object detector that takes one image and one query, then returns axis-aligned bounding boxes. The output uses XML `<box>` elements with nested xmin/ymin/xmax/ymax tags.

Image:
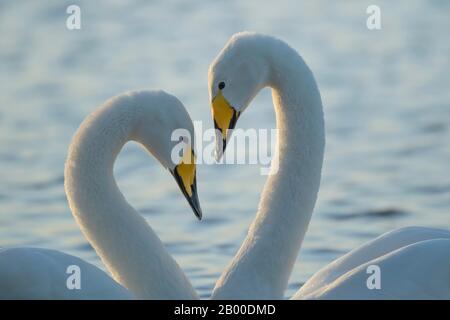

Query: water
<box><xmin>1</xmin><ymin>1</ymin><xmax>449</xmax><ymax>298</ymax></box>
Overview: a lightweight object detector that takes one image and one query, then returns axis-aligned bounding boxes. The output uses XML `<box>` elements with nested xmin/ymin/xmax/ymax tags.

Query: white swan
<box><xmin>0</xmin><ymin>90</ymin><xmax>202</xmax><ymax>299</ymax></box>
<box><xmin>207</xmin><ymin>32</ymin><xmax>450</xmax><ymax>299</ymax></box>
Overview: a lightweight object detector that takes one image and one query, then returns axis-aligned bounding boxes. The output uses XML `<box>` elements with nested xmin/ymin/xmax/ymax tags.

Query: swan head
<box><xmin>132</xmin><ymin>91</ymin><xmax>202</xmax><ymax>220</ymax></box>
<box><xmin>208</xmin><ymin>32</ymin><xmax>271</xmax><ymax>159</ymax></box>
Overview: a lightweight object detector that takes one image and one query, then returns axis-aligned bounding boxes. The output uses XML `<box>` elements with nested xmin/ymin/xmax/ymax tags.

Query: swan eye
<box><xmin>218</xmin><ymin>82</ymin><xmax>225</xmax><ymax>90</ymax></box>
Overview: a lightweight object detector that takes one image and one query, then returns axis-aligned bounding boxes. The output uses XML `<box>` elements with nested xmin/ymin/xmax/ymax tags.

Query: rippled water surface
<box><xmin>1</xmin><ymin>1</ymin><xmax>449</xmax><ymax>298</ymax></box>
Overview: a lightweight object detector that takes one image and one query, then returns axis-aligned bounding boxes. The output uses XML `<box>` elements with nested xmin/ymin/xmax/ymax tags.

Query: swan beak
<box><xmin>170</xmin><ymin>155</ymin><xmax>202</xmax><ymax>220</ymax></box>
<box><xmin>211</xmin><ymin>91</ymin><xmax>241</xmax><ymax>160</ymax></box>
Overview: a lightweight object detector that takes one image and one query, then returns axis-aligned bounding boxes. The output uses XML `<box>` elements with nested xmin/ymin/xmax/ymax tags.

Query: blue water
<box><xmin>1</xmin><ymin>1</ymin><xmax>449</xmax><ymax>298</ymax></box>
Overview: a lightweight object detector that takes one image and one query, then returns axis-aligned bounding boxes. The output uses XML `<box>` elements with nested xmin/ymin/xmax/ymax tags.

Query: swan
<box><xmin>207</xmin><ymin>32</ymin><xmax>450</xmax><ymax>299</ymax></box>
<box><xmin>0</xmin><ymin>90</ymin><xmax>202</xmax><ymax>299</ymax></box>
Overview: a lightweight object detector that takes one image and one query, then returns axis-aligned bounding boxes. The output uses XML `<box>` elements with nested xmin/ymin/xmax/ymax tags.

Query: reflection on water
<box><xmin>1</xmin><ymin>1</ymin><xmax>449</xmax><ymax>298</ymax></box>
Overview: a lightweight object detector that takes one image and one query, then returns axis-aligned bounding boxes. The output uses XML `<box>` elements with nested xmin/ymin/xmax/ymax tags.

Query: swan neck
<box><xmin>213</xmin><ymin>40</ymin><xmax>325</xmax><ymax>299</ymax></box>
<box><xmin>261</xmin><ymin>45</ymin><xmax>325</xmax><ymax>294</ymax></box>
<box><xmin>64</xmin><ymin>98</ymin><xmax>197</xmax><ymax>299</ymax></box>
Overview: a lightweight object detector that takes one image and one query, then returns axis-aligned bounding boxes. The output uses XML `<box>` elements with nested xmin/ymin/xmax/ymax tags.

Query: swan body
<box><xmin>294</xmin><ymin>227</ymin><xmax>450</xmax><ymax>299</ymax></box>
<box><xmin>0</xmin><ymin>248</ymin><xmax>131</xmax><ymax>299</ymax></box>
<box><xmin>1</xmin><ymin>90</ymin><xmax>202</xmax><ymax>299</ymax></box>
<box><xmin>208</xmin><ymin>32</ymin><xmax>450</xmax><ymax>299</ymax></box>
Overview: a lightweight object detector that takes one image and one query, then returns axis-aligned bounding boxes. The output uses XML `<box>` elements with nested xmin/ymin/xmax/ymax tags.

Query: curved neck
<box><xmin>64</xmin><ymin>100</ymin><xmax>198</xmax><ymax>299</ymax></box>
<box><xmin>212</xmin><ymin>39</ymin><xmax>325</xmax><ymax>299</ymax></box>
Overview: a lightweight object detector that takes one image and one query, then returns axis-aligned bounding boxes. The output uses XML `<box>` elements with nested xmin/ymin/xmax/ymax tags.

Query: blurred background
<box><xmin>0</xmin><ymin>1</ymin><xmax>449</xmax><ymax>298</ymax></box>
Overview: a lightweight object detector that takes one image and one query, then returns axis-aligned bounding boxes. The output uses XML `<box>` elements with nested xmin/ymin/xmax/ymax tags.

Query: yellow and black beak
<box><xmin>170</xmin><ymin>150</ymin><xmax>202</xmax><ymax>220</ymax></box>
<box><xmin>211</xmin><ymin>91</ymin><xmax>241</xmax><ymax>159</ymax></box>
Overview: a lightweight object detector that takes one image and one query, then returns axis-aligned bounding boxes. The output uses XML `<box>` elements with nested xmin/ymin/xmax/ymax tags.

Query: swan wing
<box><xmin>0</xmin><ymin>247</ymin><xmax>132</xmax><ymax>299</ymax></box>
<box><xmin>294</xmin><ymin>226</ymin><xmax>450</xmax><ymax>298</ymax></box>
<box><xmin>293</xmin><ymin>238</ymin><xmax>450</xmax><ymax>299</ymax></box>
